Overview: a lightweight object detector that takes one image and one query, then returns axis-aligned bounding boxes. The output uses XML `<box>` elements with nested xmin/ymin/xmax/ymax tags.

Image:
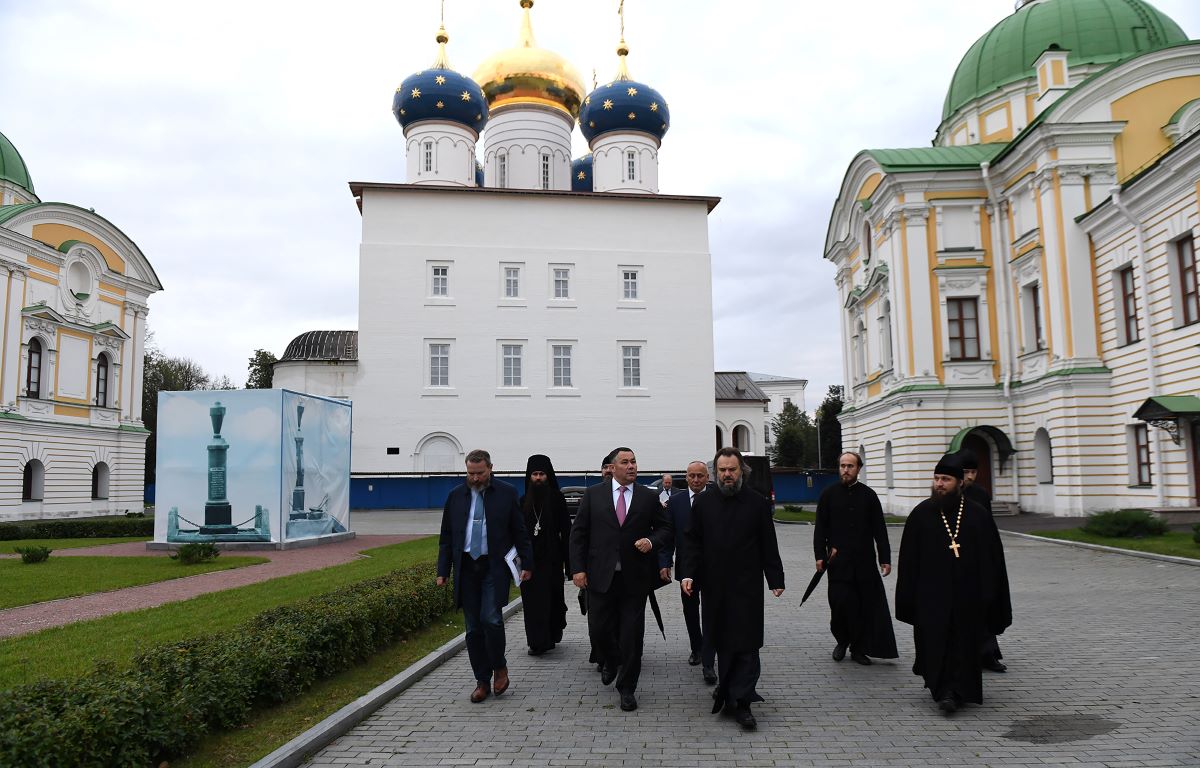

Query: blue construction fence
<box><xmin>349</xmin><ymin>469</ymin><xmax>838</xmax><ymax>510</ymax></box>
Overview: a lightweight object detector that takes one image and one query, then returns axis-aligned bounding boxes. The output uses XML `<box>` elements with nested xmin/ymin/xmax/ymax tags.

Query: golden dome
<box><xmin>472</xmin><ymin>0</ymin><xmax>585</xmax><ymax>119</ymax></box>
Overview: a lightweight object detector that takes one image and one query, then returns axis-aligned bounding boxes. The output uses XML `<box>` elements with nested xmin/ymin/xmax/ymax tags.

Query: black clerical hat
<box><xmin>934</xmin><ymin>453</ymin><xmax>964</xmax><ymax>480</ymax></box>
<box><xmin>955</xmin><ymin>449</ymin><xmax>979</xmax><ymax>471</ymax></box>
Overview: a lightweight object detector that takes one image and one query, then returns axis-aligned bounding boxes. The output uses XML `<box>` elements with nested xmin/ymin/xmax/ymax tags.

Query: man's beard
<box><xmin>718</xmin><ymin>476</ymin><xmax>743</xmax><ymax>496</ymax></box>
<box><xmin>529</xmin><ymin>482</ymin><xmax>547</xmax><ymax>498</ymax></box>
<box><xmin>930</xmin><ymin>485</ymin><xmax>959</xmax><ymax>505</ymax></box>
<box><xmin>841</xmin><ymin>474</ymin><xmax>854</xmax><ymax>485</ymax></box>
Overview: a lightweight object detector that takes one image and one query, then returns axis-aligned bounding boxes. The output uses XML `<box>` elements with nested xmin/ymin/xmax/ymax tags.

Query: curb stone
<box><xmin>249</xmin><ymin>597</ymin><xmax>523</xmax><ymax>768</ymax></box>
<box><xmin>1003</xmin><ymin>529</ymin><xmax>1200</xmax><ymax>567</ymax></box>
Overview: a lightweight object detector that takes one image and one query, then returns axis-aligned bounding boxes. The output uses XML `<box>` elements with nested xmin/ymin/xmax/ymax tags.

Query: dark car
<box><xmin>561</xmin><ymin>486</ymin><xmax>585</xmax><ymax>521</ymax></box>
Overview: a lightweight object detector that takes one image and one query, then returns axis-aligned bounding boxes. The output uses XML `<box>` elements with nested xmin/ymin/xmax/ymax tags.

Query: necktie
<box><xmin>690</xmin><ymin>493</ymin><xmax>695</xmax><ymax>508</ymax></box>
<box><xmin>616</xmin><ymin>486</ymin><xmax>627</xmax><ymax>526</ymax></box>
<box><xmin>469</xmin><ymin>491</ymin><xmax>483</xmax><ymax>559</ymax></box>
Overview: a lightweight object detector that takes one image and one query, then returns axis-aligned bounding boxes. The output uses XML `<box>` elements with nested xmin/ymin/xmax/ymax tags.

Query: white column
<box><xmin>0</xmin><ymin>267</ymin><xmax>17</xmax><ymax>406</ymax></box>
<box><xmin>481</xmin><ymin>106</ymin><xmax>573</xmax><ymax>190</ymax></box>
<box><xmin>1058</xmin><ymin>167</ymin><xmax>1101</xmax><ymax>363</ymax></box>
<box><xmin>130</xmin><ymin>306</ymin><xmax>146</xmax><ymax>421</ymax></box>
<box><xmin>591</xmin><ymin>133</ymin><xmax>659</xmax><ymax>193</ymax></box>
<box><xmin>902</xmin><ymin>206</ymin><xmax>938</xmax><ymax>381</ymax></box>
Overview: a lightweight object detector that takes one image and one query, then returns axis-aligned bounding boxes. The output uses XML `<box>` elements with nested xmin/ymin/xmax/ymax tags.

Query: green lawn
<box><xmin>0</xmin><ymin>536</ymin><xmax>151</xmax><ymax>554</ymax></box>
<box><xmin>1034</xmin><ymin>529</ymin><xmax>1200</xmax><ymax>560</ymax></box>
<box><xmin>774</xmin><ymin>507</ymin><xmax>906</xmax><ymax>524</ymax></box>
<box><xmin>0</xmin><ymin>555</ymin><xmax>268</xmax><ymax>610</ymax></box>
<box><xmin>0</xmin><ymin>537</ymin><xmax>439</xmax><ymax>689</ymax></box>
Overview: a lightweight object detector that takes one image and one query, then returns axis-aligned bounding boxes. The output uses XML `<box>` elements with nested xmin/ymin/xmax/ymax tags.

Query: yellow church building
<box><xmin>0</xmin><ymin>130</ymin><xmax>162</xmax><ymax>521</ymax></box>
<box><xmin>825</xmin><ymin>0</ymin><xmax>1200</xmax><ymax>515</ymax></box>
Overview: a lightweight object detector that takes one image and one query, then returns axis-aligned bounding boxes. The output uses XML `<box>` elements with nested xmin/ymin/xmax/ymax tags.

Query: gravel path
<box><xmin>0</xmin><ymin>535</ymin><xmax>421</xmax><ymax>639</ymax></box>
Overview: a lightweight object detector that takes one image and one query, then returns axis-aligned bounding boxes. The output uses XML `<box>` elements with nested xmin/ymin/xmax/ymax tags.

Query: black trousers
<box><xmin>680</xmin><ymin>584</ymin><xmax>715</xmax><ymax>667</ymax></box>
<box><xmin>460</xmin><ymin>554</ymin><xmax>506</xmax><ymax>684</ymax></box>
<box><xmin>587</xmin><ymin>570</ymin><xmax>647</xmax><ymax>694</ymax></box>
<box><xmin>715</xmin><ymin>649</ymin><xmax>763</xmax><ymax>709</ymax></box>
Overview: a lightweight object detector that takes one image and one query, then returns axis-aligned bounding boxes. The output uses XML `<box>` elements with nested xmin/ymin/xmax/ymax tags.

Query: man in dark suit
<box><xmin>570</xmin><ymin>447</ymin><xmax>672</xmax><ymax>712</ymax></box>
<box><xmin>659</xmin><ymin>460</ymin><xmax>717</xmax><ymax>682</ymax></box>
<box><xmin>437</xmin><ymin>449</ymin><xmax>533</xmax><ymax>703</ymax></box>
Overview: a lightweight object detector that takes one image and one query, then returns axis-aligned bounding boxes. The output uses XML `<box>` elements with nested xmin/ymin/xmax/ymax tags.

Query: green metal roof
<box><xmin>0</xmin><ymin>131</ymin><xmax>35</xmax><ymax>194</ymax></box>
<box><xmin>0</xmin><ymin>202</ymin><xmax>39</xmax><ymax>224</ymax></box>
<box><xmin>1134</xmin><ymin>395</ymin><xmax>1200</xmax><ymax>420</ymax></box>
<box><xmin>865</xmin><ymin>143</ymin><xmax>1007</xmax><ymax>173</ymax></box>
<box><xmin>943</xmin><ymin>0</ymin><xmax>1188</xmax><ymax>123</ymax></box>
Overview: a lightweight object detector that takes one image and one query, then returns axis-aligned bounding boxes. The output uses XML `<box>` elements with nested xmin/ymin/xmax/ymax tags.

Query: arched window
<box><xmin>1034</xmin><ymin>428</ymin><xmax>1053</xmax><ymax>484</ymax></box>
<box><xmin>863</xmin><ymin>221</ymin><xmax>873</xmax><ymax>264</ymax></box>
<box><xmin>885</xmin><ymin>441</ymin><xmax>894</xmax><ymax>488</ymax></box>
<box><xmin>26</xmin><ymin>338</ymin><xmax>42</xmax><ymax>399</ymax></box>
<box><xmin>854</xmin><ymin>318</ymin><xmax>867</xmax><ymax>383</ymax></box>
<box><xmin>22</xmin><ymin>460</ymin><xmax>45</xmax><ymax>501</ymax></box>
<box><xmin>96</xmin><ymin>353</ymin><xmax>110</xmax><ymax>407</ymax></box>
<box><xmin>733</xmin><ymin>425</ymin><xmax>751</xmax><ymax>452</ymax></box>
<box><xmin>92</xmin><ymin>462</ymin><xmax>110</xmax><ymax>500</ymax></box>
<box><xmin>715</xmin><ymin>425</ymin><xmax>724</xmax><ymax>452</ymax></box>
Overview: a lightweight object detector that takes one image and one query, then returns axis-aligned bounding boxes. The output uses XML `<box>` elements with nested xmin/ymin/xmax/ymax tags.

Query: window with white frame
<box><xmin>1115</xmin><ymin>265</ymin><xmax>1140</xmax><ymax>345</ymax></box>
<box><xmin>502</xmin><ymin>344</ymin><xmax>523</xmax><ymax>387</ymax></box>
<box><xmin>429</xmin><ymin>343</ymin><xmax>450</xmax><ymax>386</ymax></box>
<box><xmin>1177</xmin><ymin>235</ymin><xmax>1198</xmax><ymax>326</ymax></box>
<box><xmin>1022</xmin><ymin>283</ymin><xmax>1045</xmax><ymax>352</ymax></box>
<box><xmin>946</xmin><ymin>297</ymin><xmax>980</xmax><ymax>360</ymax></box>
<box><xmin>430</xmin><ymin>265</ymin><xmax>449</xmax><ymax>297</ymax></box>
<box><xmin>626</xmin><ymin>150</ymin><xmax>636</xmax><ymax>182</ymax></box>
<box><xmin>498</xmin><ymin>154</ymin><xmax>508</xmax><ymax>188</ymax></box>
<box><xmin>622</xmin><ymin>345</ymin><xmax>641</xmax><ymax>387</ymax></box>
<box><xmin>541</xmin><ymin>154</ymin><xmax>551</xmax><ymax>190</ymax></box>
<box><xmin>623</xmin><ymin>270</ymin><xmax>639</xmax><ymax>300</ymax></box>
<box><xmin>553</xmin><ymin>267</ymin><xmax>570</xmax><ymax>299</ymax></box>
<box><xmin>552</xmin><ymin>344</ymin><xmax>572</xmax><ymax>387</ymax></box>
<box><xmin>26</xmin><ymin>337</ymin><xmax>42</xmax><ymax>399</ymax></box>
<box><xmin>1130</xmin><ymin>423</ymin><xmax>1152</xmax><ymax>486</ymax></box>
<box><xmin>504</xmin><ymin>266</ymin><xmax>520</xmax><ymax>298</ymax></box>
<box><xmin>423</xmin><ymin>141</ymin><xmax>433</xmax><ymax>173</ymax></box>
<box><xmin>95</xmin><ymin>353</ymin><xmax>109</xmax><ymax>407</ymax></box>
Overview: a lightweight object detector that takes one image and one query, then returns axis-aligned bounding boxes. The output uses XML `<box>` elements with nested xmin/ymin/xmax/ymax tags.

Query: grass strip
<box><xmin>172</xmin><ymin>611</ymin><xmax>467</xmax><ymax>768</ymax></box>
<box><xmin>0</xmin><ymin>537</ymin><xmax>437</xmax><ymax>689</ymax></box>
<box><xmin>1033</xmin><ymin>529</ymin><xmax>1199</xmax><ymax>560</ymax></box>
<box><xmin>0</xmin><ymin>536</ymin><xmax>152</xmax><ymax>553</ymax></box>
<box><xmin>0</xmin><ymin>555</ymin><xmax>268</xmax><ymax>610</ymax></box>
<box><xmin>774</xmin><ymin>507</ymin><xmax>906</xmax><ymax>524</ymax></box>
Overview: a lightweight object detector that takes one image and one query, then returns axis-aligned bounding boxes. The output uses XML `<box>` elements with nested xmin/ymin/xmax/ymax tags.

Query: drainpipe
<box><xmin>1111</xmin><ymin>187</ymin><xmax>1165</xmax><ymax>506</ymax></box>
<box><xmin>982</xmin><ymin>161</ymin><xmax>1021</xmax><ymax>497</ymax></box>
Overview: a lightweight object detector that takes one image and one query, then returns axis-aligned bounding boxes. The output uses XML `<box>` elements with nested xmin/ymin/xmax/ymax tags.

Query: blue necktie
<box><xmin>469</xmin><ymin>491</ymin><xmax>483</xmax><ymax>559</ymax></box>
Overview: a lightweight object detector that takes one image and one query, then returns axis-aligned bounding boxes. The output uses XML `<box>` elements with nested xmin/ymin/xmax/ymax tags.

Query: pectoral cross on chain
<box><xmin>948</xmin><ymin>539</ymin><xmax>961</xmax><ymax>558</ymax></box>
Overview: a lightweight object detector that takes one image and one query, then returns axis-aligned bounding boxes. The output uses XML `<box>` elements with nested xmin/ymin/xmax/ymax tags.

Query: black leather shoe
<box><xmin>601</xmin><ymin>665</ymin><xmax>618</xmax><ymax>685</ymax></box>
<box><xmin>702</xmin><ymin>666</ymin><xmax>718</xmax><ymax>684</ymax></box>
<box><xmin>937</xmin><ymin>695</ymin><xmax>958</xmax><ymax>714</ymax></box>
<box><xmin>619</xmin><ymin>693</ymin><xmax>638</xmax><ymax>711</ymax></box>
<box><xmin>832</xmin><ymin>643</ymin><xmax>847</xmax><ymax>661</ymax></box>
<box><xmin>734</xmin><ymin>704</ymin><xmax>757</xmax><ymax>729</ymax></box>
<box><xmin>851</xmin><ymin>652</ymin><xmax>872</xmax><ymax>665</ymax></box>
<box><xmin>983</xmin><ymin>659</ymin><xmax>1007</xmax><ymax>673</ymax></box>
<box><xmin>688</xmin><ymin>651</ymin><xmax>701</xmax><ymax>666</ymax></box>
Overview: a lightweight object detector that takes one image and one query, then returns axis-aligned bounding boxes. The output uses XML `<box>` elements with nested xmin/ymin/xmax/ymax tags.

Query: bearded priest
<box><xmin>895</xmin><ymin>454</ymin><xmax>1011</xmax><ymax>714</ymax></box>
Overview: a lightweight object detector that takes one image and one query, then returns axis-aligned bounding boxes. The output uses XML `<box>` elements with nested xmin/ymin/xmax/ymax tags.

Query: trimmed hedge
<box><xmin>1081</xmin><ymin>508</ymin><xmax>1168</xmax><ymax>538</ymax></box>
<box><xmin>0</xmin><ymin>563</ymin><xmax>452</xmax><ymax>767</ymax></box>
<box><xmin>0</xmin><ymin>516</ymin><xmax>153</xmax><ymax>541</ymax></box>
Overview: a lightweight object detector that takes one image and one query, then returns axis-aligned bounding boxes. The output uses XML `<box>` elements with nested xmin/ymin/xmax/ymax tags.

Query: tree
<box><xmin>246</xmin><ymin>349</ymin><xmax>278</xmax><ymax>389</ymax></box>
<box><xmin>814</xmin><ymin>385</ymin><xmax>844</xmax><ymax>469</ymax></box>
<box><xmin>768</xmin><ymin>401</ymin><xmax>817</xmax><ymax>468</ymax></box>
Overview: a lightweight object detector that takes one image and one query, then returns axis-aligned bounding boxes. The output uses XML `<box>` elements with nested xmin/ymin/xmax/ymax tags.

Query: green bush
<box><xmin>13</xmin><ymin>546</ymin><xmax>52</xmax><ymax>564</ymax></box>
<box><xmin>0</xmin><ymin>516</ymin><xmax>153</xmax><ymax>541</ymax></box>
<box><xmin>1082</xmin><ymin>509</ymin><xmax>1168</xmax><ymax>538</ymax></box>
<box><xmin>0</xmin><ymin>564</ymin><xmax>452</xmax><ymax>767</ymax></box>
<box><xmin>170</xmin><ymin>542</ymin><xmax>220</xmax><ymax>565</ymax></box>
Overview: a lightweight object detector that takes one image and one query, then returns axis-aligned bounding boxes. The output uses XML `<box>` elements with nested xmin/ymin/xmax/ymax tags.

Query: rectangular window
<box><xmin>498</xmin><ymin>154</ymin><xmax>508</xmax><ymax>188</ymax></box>
<box><xmin>504</xmin><ymin>267</ymin><xmax>520</xmax><ymax>298</ymax></box>
<box><xmin>423</xmin><ymin>141</ymin><xmax>433</xmax><ymax>173</ymax></box>
<box><xmin>626</xmin><ymin>150</ymin><xmax>636</xmax><ymax>182</ymax></box>
<box><xmin>623</xmin><ymin>270</ymin><xmax>639</xmax><ymax>300</ymax></box>
<box><xmin>1031</xmin><ymin>284</ymin><xmax>1044</xmax><ymax>350</ymax></box>
<box><xmin>429</xmin><ymin>344</ymin><xmax>449</xmax><ymax>386</ymax></box>
<box><xmin>622</xmin><ymin>345</ymin><xmax>641</xmax><ymax>387</ymax></box>
<box><xmin>552</xmin><ymin>344</ymin><xmax>572</xmax><ymax>387</ymax></box>
<box><xmin>431</xmin><ymin>265</ymin><xmax>448</xmax><ymax>297</ymax></box>
<box><xmin>502</xmin><ymin>344</ymin><xmax>523</xmax><ymax>387</ymax></box>
<box><xmin>1119</xmin><ymin>265</ymin><xmax>1139</xmax><ymax>344</ymax></box>
<box><xmin>946</xmin><ymin>297</ymin><xmax>980</xmax><ymax>360</ymax></box>
<box><xmin>541</xmin><ymin>154</ymin><xmax>551</xmax><ymax>190</ymax></box>
<box><xmin>553</xmin><ymin>268</ymin><xmax>570</xmax><ymax>299</ymax></box>
<box><xmin>1179</xmin><ymin>237</ymin><xmax>1198</xmax><ymax>326</ymax></box>
<box><xmin>1133</xmin><ymin>423</ymin><xmax>1152</xmax><ymax>486</ymax></box>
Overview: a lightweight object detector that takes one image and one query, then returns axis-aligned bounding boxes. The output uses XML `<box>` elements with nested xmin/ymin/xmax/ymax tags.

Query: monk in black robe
<box><xmin>681</xmin><ymin>448</ymin><xmax>785</xmax><ymax>730</ymax></box>
<box><xmin>813</xmin><ymin>451</ymin><xmax>897</xmax><ymax>665</ymax></box>
<box><xmin>519</xmin><ymin>455</ymin><xmax>570</xmax><ymax>655</ymax></box>
<box><xmin>955</xmin><ymin>449</ymin><xmax>1007</xmax><ymax>674</ymax></box>
<box><xmin>896</xmin><ymin>455</ymin><xmax>1011</xmax><ymax>714</ymax></box>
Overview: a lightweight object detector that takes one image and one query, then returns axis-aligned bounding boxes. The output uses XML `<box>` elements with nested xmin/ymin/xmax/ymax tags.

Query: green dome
<box><xmin>943</xmin><ymin>0</ymin><xmax>1188</xmax><ymax>123</ymax></box>
<box><xmin>0</xmin><ymin>131</ymin><xmax>34</xmax><ymax>195</ymax></box>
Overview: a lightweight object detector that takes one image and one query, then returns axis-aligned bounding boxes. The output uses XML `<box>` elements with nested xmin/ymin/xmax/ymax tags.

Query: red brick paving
<box><xmin>0</xmin><ymin>535</ymin><xmax>422</xmax><ymax>639</ymax></box>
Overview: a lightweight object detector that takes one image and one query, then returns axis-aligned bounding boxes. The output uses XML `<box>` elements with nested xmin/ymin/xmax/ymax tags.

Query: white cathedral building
<box><xmin>274</xmin><ymin>1</ymin><xmax>720</xmax><ymax>473</ymax></box>
<box><xmin>826</xmin><ymin>0</ymin><xmax>1200</xmax><ymax>516</ymax></box>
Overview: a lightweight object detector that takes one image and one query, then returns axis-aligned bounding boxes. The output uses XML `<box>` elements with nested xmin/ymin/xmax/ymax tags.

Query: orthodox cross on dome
<box><xmin>431</xmin><ymin>0</ymin><xmax>452</xmax><ymax>69</ymax></box>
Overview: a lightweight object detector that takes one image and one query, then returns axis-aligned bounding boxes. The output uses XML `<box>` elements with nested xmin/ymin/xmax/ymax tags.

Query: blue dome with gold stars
<box><xmin>393</xmin><ymin>26</ymin><xmax>489</xmax><ymax>136</ymax></box>
<box><xmin>579</xmin><ymin>43</ymin><xmax>669</xmax><ymax>146</ymax></box>
<box><xmin>571</xmin><ymin>154</ymin><xmax>593</xmax><ymax>191</ymax></box>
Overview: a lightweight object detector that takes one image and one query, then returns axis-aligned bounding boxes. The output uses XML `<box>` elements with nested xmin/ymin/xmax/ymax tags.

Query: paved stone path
<box><xmin>304</xmin><ymin>524</ymin><xmax>1200</xmax><ymax>767</ymax></box>
<box><xmin>0</xmin><ymin>534</ymin><xmax>417</xmax><ymax>638</ymax></box>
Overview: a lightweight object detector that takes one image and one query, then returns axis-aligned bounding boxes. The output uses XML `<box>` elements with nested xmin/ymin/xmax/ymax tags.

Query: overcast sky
<box><xmin>3</xmin><ymin>0</ymin><xmax>1197</xmax><ymax>410</ymax></box>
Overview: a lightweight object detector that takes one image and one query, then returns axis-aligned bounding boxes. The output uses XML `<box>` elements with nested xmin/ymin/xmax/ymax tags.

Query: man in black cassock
<box><xmin>520</xmin><ymin>454</ymin><xmax>571</xmax><ymax>655</ymax></box>
<box><xmin>813</xmin><ymin>451</ymin><xmax>897</xmax><ymax>666</ymax></box>
<box><xmin>956</xmin><ymin>449</ymin><xmax>1007</xmax><ymax>674</ymax></box>
<box><xmin>681</xmin><ymin>447</ymin><xmax>785</xmax><ymax>730</ymax></box>
<box><xmin>896</xmin><ymin>454</ymin><xmax>1011</xmax><ymax>714</ymax></box>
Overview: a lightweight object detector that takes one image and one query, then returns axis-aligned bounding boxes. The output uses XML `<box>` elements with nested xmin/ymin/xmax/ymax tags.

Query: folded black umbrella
<box><xmin>648</xmin><ymin>590</ymin><xmax>666</xmax><ymax>639</ymax></box>
<box><xmin>578</xmin><ymin>587</ymin><xmax>588</xmax><ymax>615</ymax></box>
<box><xmin>801</xmin><ymin>553</ymin><xmax>836</xmax><ymax>605</ymax></box>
